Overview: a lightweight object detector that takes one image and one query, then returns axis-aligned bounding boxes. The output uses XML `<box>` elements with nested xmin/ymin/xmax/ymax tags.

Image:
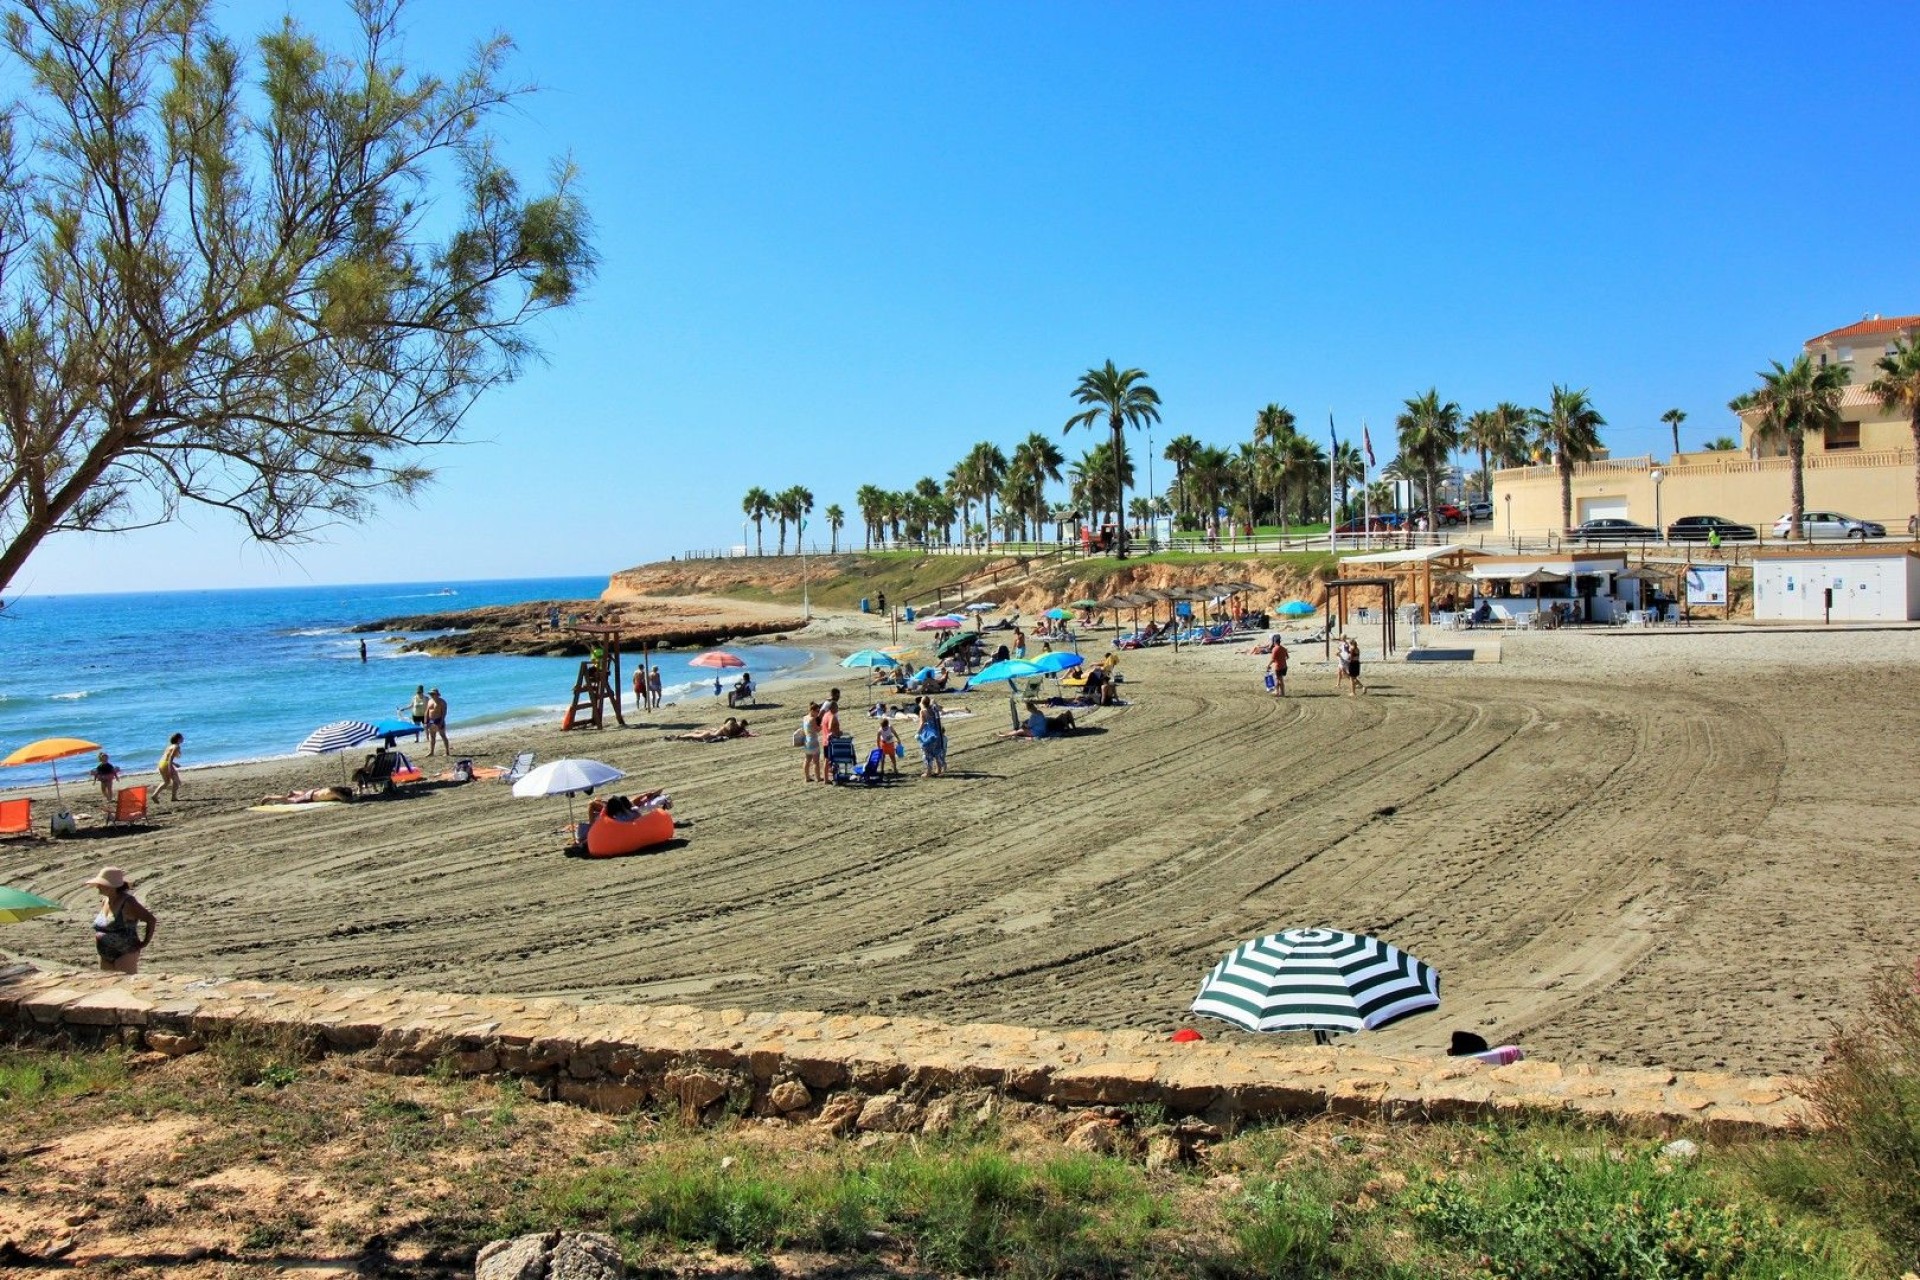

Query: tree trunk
<box><xmin>755</xmin><ymin>520</ymin><xmax>764</xmax><ymax>557</ymax></box>
<box><xmin>1790</xmin><ymin>434</ymin><xmax>1807</xmax><ymax>540</ymax></box>
<box><xmin>1911</xmin><ymin>412</ymin><xmax>1920</xmax><ymax>531</ymax></box>
<box><xmin>1111</xmin><ymin>416</ymin><xmax>1128</xmax><ymax>558</ymax></box>
<box><xmin>1558</xmin><ymin>453</ymin><xmax>1573</xmax><ymax>532</ymax></box>
<box><xmin>1478</xmin><ymin>447</ymin><xmax>1489</xmax><ymax>499</ymax></box>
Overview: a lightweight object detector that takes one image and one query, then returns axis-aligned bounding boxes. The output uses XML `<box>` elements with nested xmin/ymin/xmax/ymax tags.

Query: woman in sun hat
<box><xmin>86</xmin><ymin>867</ymin><xmax>157</xmax><ymax>974</ymax></box>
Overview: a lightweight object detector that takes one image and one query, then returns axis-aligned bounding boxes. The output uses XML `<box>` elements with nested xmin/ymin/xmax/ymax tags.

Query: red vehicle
<box><xmin>1432</xmin><ymin>503</ymin><xmax>1467</xmax><ymax>526</ymax></box>
<box><xmin>1334</xmin><ymin>515</ymin><xmax>1393</xmax><ymax>534</ymax></box>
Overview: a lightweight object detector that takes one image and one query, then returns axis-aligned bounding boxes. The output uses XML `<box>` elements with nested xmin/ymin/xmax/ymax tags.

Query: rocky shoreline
<box><xmin>351</xmin><ymin>599</ymin><xmax>809</xmax><ymax>657</ymax></box>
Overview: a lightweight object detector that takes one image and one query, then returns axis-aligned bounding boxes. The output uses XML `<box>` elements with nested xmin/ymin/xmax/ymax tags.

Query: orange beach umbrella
<box><xmin>2</xmin><ymin>737</ymin><xmax>101</xmax><ymax>801</ymax></box>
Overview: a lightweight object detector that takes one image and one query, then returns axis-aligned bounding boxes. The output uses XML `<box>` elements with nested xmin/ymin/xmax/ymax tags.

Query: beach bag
<box><xmin>1263</xmin><ymin>672</ymin><xmax>1276</xmax><ymax>691</ymax></box>
<box><xmin>792</xmin><ymin>727</ymin><xmax>807</xmax><ymax>748</ymax></box>
<box><xmin>452</xmin><ymin>759</ymin><xmax>474</xmax><ymax>782</ymax></box>
<box><xmin>49</xmin><ymin>810</ymin><xmax>77</xmax><ymax>836</ymax></box>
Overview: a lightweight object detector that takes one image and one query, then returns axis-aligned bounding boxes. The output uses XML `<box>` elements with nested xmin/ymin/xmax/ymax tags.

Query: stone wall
<box><xmin>0</xmin><ymin>964</ymin><xmax>1810</xmax><ymax>1137</ymax></box>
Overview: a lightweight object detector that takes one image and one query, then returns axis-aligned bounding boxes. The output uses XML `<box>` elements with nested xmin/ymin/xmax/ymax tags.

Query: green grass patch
<box><xmin>0</xmin><ymin>1045</ymin><xmax>128</xmax><ymax>1107</ymax></box>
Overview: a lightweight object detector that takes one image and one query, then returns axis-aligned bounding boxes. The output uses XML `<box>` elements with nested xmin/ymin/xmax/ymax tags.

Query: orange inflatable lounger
<box><xmin>584</xmin><ymin>806</ymin><xmax>675</xmax><ymax>858</ymax></box>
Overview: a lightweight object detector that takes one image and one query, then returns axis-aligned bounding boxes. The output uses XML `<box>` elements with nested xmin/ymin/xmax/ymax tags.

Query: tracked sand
<box><xmin>8</xmin><ymin>615</ymin><xmax>1919</xmax><ymax>1077</ymax></box>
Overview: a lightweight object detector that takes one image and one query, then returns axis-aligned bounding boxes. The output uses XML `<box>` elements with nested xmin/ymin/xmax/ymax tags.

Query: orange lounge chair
<box><xmin>112</xmin><ymin>786</ymin><xmax>148</xmax><ymax>824</ymax></box>
<box><xmin>584</xmin><ymin>807</ymin><xmax>675</xmax><ymax>858</ymax></box>
<box><xmin>0</xmin><ymin>797</ymin><xmax>30</xmax><ymax>836</ymax></box>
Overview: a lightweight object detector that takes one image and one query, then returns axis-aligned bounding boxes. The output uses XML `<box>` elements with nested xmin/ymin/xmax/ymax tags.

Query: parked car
<box><xmin>1371</xmin><ymin>511</ymin><xmax>1407</xmax><ymax>529</ymax></box>
<box><xmin>1466</xmin><ymin>500</ymin><xmax>1493</xmax><ymax>522</ymax></box>
<box><xmin>1770</xmin><ymin>510</ymin><xmax>1887</xmax><ymax>539</ymax></box>
<box><xmin>1334</xmin><ymin>515</ymin><xmax>1393</xmax><ymax>534</ymax></box>
<box><xmin>1666</xmin><ymin>515</ymin><xmax>1757</xmax><ymax>542</ymax></box>
<box><xmin>1433</xmin><ymin>502</ymin><xmax>1467</xmax><ymax>526</ymax></box>
<box><xmin>1567</xmin><ymin>518</ymin><xmax>1659</xmax><ymax>542</ymax></box>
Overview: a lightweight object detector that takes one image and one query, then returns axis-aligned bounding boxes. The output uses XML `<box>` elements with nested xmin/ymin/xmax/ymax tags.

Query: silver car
<box><xmin>1770</xmin><ymin>510</ymin><xmax>1887</xmax><ymax>539</ymax></box>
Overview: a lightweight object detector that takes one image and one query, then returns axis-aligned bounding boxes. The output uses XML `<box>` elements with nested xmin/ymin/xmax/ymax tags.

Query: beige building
<box><xmin>1493</xmin><ymin>315</ymin><xmax>1917</xmax><ymax>536</ymax></box>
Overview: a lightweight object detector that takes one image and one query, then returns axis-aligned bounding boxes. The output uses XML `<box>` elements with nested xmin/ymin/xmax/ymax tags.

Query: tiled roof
<box><xmin>1806</xmin><ymin>315</ymin><xmax>1920</xmax><ymax>346</ymax></box>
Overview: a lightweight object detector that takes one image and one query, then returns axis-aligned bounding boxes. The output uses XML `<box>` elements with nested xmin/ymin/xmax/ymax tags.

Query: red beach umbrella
<box><xmin>689</xmin><ymin>651</ymin><xmax>746</xmax><ymax>670</ymax></box>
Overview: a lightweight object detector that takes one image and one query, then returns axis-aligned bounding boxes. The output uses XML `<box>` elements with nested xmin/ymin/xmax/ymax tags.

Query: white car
<box><xmin>1770</xmin><ymin>510</ymin><xmax>1887</xmax><ymax>540</ymax></box>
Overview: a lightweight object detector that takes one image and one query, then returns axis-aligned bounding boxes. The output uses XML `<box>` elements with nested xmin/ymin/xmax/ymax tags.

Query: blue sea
<box><xmin>0</xmin><ymin>578</ymin><xmax>816</xmax><ymax>787</ymax></box>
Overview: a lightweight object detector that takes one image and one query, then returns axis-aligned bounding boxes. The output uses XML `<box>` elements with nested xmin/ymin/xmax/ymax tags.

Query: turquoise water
<box><xmin>0</xmin><ymin>578</ymin><xmax>815</xmax><ymax>787</ymax></box>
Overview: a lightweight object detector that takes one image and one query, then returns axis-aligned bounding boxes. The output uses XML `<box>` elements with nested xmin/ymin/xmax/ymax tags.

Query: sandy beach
<box><xmin>7</xmin><ymin>607</ymin><xmax>1918</xmax><ymax>1078</ymax></box>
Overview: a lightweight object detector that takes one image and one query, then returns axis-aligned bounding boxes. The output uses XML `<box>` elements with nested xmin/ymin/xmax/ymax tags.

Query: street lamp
<box><xmin>1504</xmin><ymin>493</ymin><xmax>1513</xmax><ymax>543</ymax></box>
<box><xmin>1650</xmin><ymin>468</ymin><xmax>1665</xmax><ymax>542</ymax></box>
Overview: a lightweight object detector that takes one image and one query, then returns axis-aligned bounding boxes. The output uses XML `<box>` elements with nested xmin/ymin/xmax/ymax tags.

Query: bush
<box><xmin>1409</xmin><ymin>1142</ymin><xmax>1844</xmax><ymax>1280</ymax></box>
<box><xmin>1801</xmin><ymin>964</ymin><xmax>1920</xmax><ymax>1267</ymax></box>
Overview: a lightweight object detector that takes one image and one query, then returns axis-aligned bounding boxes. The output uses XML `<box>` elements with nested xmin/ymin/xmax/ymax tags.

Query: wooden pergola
<box><xmin>1325</xmin><ymin>577</ymin><xmax>1400</xmax><ymax>658</ymax></box>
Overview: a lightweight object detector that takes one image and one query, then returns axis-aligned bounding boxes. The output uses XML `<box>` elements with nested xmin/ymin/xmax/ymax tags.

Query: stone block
<box><xmin>1064</xmin><ymin>1117</ymin><xmax>1126</xmax><ymax>1154</ymax></box>
<box><xmin>662</xmin><ymin>1068</ymin><xmax>733</xmax><ymax>1115</ymax></box>
<box><xmin>789</xmin><ymin>1053</ymin><xmax>850</xmax><ymax>1091</ymax></box>
<box><xmin>145</xmin><ymin>1031</ymin><xmax>202</xmax><ymax>1056</ymax></box>
<box><xmin>64</xmin><ymin>989</ymin><xmax>154</xmax><ymax>1027</ymax></box>
<box><xmin>452</xmin><ymin>1048</ymin><xmax>498</xmax><ymax>1075</ymax></box>
<box><xmin>21</xmin><ymin>986</ymin><xmax>88</xmax><ymax>1025</ymax></box>
<box><xmin>768</xmin><ymin>1080</ymin><xmax>812</xmax><ymax>1114</ymax></box>
<box><xmin>848</xmin><ymin>1058</ymin><xmax>907</xmax><ymax>1092</ymax></box>
<box><xmin>1222</xmin><ymin>1081</ymin><xmax>1328</xmax><ymax>1118</ymax></box>
<box><xmin>813</xmin><ymin>1095</ymin><xmax>862</xmax><ymax>1134</ymax></box>
<box><xmin>320</xmin><ymin>1020</ymin><xmax>388</xmax><ymax>1051</ymax></box>
<box><xmin>1489</xmin><ymin>1060</ymin><xmax>1564</xmax><ymax>1086</ymax></box>
<box><xmin>856</xmin><ymin>1093</ymin><xmax>918</xmax><ymax>1133</ymax></box>
<box><xmin>1048</xmin><ymin>1061</ymin><xmax>1160</xmax><ymax>1105</ymax></box>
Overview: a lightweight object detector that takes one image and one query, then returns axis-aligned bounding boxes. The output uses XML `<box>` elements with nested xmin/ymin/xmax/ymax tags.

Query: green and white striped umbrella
<box><xmin>1190</xmin><ymin>927</ymin><xmax>1440</xmax><ymax>1038</ymax></box>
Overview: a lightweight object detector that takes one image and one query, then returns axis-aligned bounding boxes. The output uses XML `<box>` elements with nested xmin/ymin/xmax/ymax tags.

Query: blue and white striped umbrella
<box><xmin>1190</xmin><ymin>927</ymin><xmax>1440</xmax><ymax>1038</ymax></box>
<box><xmin>297</xmin><ymin>720</ymin><xmax>382</xmax><ymax>755</ymax></box>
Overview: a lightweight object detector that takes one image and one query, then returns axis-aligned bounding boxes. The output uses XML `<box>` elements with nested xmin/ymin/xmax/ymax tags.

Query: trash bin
<box><xmin>860</xmin><ymin>597</ymin><xmax>871</xmax><ymax>614</ymax></box>
<box><xmin>904</xmin><ymin>606</ymin><xmax>916</xmax><ymax>623</ymax></box>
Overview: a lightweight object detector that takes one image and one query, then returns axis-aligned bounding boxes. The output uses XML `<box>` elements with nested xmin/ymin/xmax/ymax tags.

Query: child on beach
<box><xmin>876</xmin><ymin>718</ymin><xmax>901</xmax><ymax>774</ymax></box>
<box><xmin>92</xmin><ymin>751</ymin><xmax>120</xmax><ymax>804</ymax></box>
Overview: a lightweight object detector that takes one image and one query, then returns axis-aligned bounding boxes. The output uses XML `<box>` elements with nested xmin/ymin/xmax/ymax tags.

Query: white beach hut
<box><xmin>1751</xmin><ymin>547</ymin><xmax>1920</xmax><ymax>622</ymax></box>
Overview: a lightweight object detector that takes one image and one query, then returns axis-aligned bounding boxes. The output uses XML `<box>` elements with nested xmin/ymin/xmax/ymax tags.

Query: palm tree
<box><xmin>1065</xmin><ymin>362</ymin><xmax>1161</xmax><ymax>558</ymax></box>
<box><xmin>1188</xmin><ymin>445</ymin><xmax>1234</xmax><ymax>527</ymax></box>
<box><xmin>944</xmin><ymin>463</ymin><xmax>974</xmax><ymax>542</ymax></box>
<box><xmin>1464</xmin><ymin>408</ymin><xmax>1528</xmax><ymax>500</ymax></box>
<box><xmin>1282</xmin><ymin>434</ymin><xmax>1327</xmax><ymax>529</ymax></box>
<box><xmin>1744</xmin><ymin>355</ymin><xmax>1850</xmax><ymax>539</ymax></box>
<box><xmin>1661</xmin><ymin>407</ymin><xmax>1687</xmax><ymax>457</ymax></box>
<box><xmin>855</xmin><ymin>484</ymin><xmax>884</xmax><ymax>549</ymax></box>
<box><xmin>1531</xmin><ymin>385</ymin><xmax>1607</xmax><ymax>531</ymax></box>
<box><xmin>965</xmin><ymin>441</ymin><xmax>1009</xmax><ymax>548</ymax></box>
<box><xmin>1163</xmin><ymin>433</ymin><xmax>1202</xmax><ymax>524</ymax></box>
<box><xmin>1009</xmin><ymin>432</ymin><xmax>1065</xmax><ymax>541</ymax></box>
<box><xmin>1868</xmin><ymin>339</ymin><xmax>1920</xmax><ymax>525</ymax></box>
<box><xmin>1395</xmin><ymin>388</ymin><xmax>1462</xmax><ymax>518</ymax></box>
<box><xmin>773</xmin><ymin>485</ymin><xmax>813</xmax><ymax>554</ymax></box>
<box><xmin>742</xmin><ymin>487</ymin><xmax>772</xmax><ymax>556</ymax></box>
<box><xmin>1704</xmin><ymin>436</ymin><xmax>1740</xmax><ymax>451</ymax></box>
<box><xmin>1252</xmin><ymin>403</ymin><xmax>1296</xmax><ymax>448</ymax></box>
<box><xmin>824</xmin><ymin>503</ymin><xmax>844</xmax><ymax>553</ymax></box>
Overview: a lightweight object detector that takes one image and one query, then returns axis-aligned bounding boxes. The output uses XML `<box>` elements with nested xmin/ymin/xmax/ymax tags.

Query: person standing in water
<box><xmin>156</xmin><ymin>733</ymin><xmax>184</xmax><ymax>802</ymax></box>
<box><xmin>358</xmin><ymin>639</ymin><xmax>368</xmax><ymax>663</ymax></box>
<box><xmin>405</xmin><ymin>684</ymin><xmax>428</xmax><ymax>730</ymax></box>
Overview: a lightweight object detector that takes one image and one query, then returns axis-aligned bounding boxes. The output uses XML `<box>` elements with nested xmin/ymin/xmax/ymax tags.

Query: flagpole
<box><xmin>1328</xmin><ymin>409</ymin><xmax>1339</xmax><ymax>554</ymax></box>
<box><xmin>1362</xmin><ymin>420</ymin><xmax>1373</xmax><ymax>551</ymax></box>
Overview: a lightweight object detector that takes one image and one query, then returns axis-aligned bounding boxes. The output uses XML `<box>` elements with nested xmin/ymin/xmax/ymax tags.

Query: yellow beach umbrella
<box><xmin>2</xmin><ymin>736</ymin><xmax>101</xmax><ymax>801</ymax></box>
<box><xmin>0</xmin><ymin>886</ymin><xmax>62</xmax><ymax>924</ymax></box>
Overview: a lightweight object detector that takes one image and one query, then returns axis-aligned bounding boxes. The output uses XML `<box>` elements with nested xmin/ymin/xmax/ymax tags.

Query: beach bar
<box><xmin>1460</xmin><ymin>552</ymin><xmax>1636</xmax><ymax>626</ymax></box>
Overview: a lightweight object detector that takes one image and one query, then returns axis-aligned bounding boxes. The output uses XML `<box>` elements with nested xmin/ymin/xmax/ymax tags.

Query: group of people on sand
<box><xmin>404</xmin><ymin>685</ymin><xmax>454</xmax><ymax>756</ymax></box>
<box><xmin>85</xmin><ymin>733</ymin><xmax>186</xmax><ymax>810</ymax></box>
<box><xmin>1262</xmin><ymin>636</ymin><xmax>1364</xmax><ymax>697</ymax></box>
<box><xmin>791</xmin><ymin>687</ymin><xmax>948</xmax><ymax>780</ymax></box>
<box><xmin>630</xmin><ymin>663</ymin><xmax>666</xmax><ymax>711</ymax></box>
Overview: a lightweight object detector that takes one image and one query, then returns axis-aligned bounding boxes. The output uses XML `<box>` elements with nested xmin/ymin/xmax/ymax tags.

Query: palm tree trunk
<box><xmin>1558</xmin><ymin>454</ymin><xmax>1573</xmax><ymax>532</ymax></box>
<box><xmin>1790</xmin><ymin>435</ymin><xmax>1807</xmax><ymax>540</ymax></box>
<box><xmin>1911</xmin><ymin>412</ymin><xmax>1920</xmax><ymax>528</ymax></box>
<box><xmin>1111</xmin><ymin>416</ymin><xmax>1128</xmax><ymax>558</ymax></box>
<box><xmin>1478</xmin><ymin>446</ymin><xmax>1489</xmax><ymax>499</ymax></box>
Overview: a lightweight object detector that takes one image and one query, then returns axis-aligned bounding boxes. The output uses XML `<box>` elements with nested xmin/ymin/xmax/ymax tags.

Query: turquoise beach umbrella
<box><xmin>970</xmin><ymin>659</ymin><xmax>1041</xmax><ymax>686</ymax></box>
<box><xmin>1028</xmin><ymin>652</ymin><xmax>1084</xmax><ymax>675</ymax></box>
<box><xmin>841</xmin><ymin>650</ymin><xmax>898</xmax><ymax>669</ymax></box>
<box><xmin>1278</xmin><ymin>600</ymin><xmax>1316</xmax><ymax>617</ymax></box>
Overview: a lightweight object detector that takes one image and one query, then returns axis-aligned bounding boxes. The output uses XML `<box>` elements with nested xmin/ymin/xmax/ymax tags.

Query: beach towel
<box><xmin>248</xmin><ymin>801</ymin><xmax>349</xmax><ymax>813</ymax></box>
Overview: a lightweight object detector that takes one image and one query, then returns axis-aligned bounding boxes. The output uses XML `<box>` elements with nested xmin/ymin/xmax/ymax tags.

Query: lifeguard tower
<box><xmin>562</xmin><ymin>623</ymin><xmax>627</xmax><ymax>730</ymax></box>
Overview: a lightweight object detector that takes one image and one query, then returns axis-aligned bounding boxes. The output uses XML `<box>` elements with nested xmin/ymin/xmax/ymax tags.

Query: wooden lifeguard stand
<box><xmin>562</xmin><ymin>623</ymin><xmax>627</xmax><ymax>730</ymax></box>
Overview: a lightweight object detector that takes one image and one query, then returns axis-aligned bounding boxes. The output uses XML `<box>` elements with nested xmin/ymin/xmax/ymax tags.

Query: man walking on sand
<box><xmin>1267</xmin><ymin>639</ymin><xmax>1289</xmax><ymax>697</ymax></box>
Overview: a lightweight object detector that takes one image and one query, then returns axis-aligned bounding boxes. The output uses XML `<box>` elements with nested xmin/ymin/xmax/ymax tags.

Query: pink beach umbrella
<box><xmin>689</xmin><ymin>651</ymin><xmax>746</xmax><ymax>669</ymax></box>
<box><xmin>914</xmin><ymin>616</ymin><xmax>962</xmax><ymax>631</ymax></box>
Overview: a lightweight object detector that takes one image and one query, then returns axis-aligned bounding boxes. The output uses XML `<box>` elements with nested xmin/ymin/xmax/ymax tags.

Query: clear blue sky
<box><xmin>18</xmin><ymin>0</ymin><xmax>1920</xmax><ymax>595</ymax></box>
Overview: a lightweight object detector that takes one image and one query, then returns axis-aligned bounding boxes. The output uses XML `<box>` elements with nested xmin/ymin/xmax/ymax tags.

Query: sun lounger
<box><xmin>0</xmin><ymin>797</ymin><xmax>29</xmax><ymax>836</ymax></box>
<box><xmin>500</xmin><ymin>751</ymin><xmax>535</xmax><ymax>785</ymax></box>
<box><xmin>825</xmin><ymin>733</ymin><xmax>858</xmax><ymax>783</ymax></box>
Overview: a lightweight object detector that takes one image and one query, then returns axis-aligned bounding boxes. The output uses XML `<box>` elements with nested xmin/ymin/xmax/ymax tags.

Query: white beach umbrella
<box><xmin>512</xmin><ymin>758</ymin><xmax>625</xmax><ymax>799</ymax></box>
<box><xmin>513</xmin><ymin>757</ymin><xmax>626</xmax><ymax>827</ymax></box>
<box><xmin>1190</xmin><ymin>927</ymin><xmax>1440</xmax><ymax>1043</ymax></box>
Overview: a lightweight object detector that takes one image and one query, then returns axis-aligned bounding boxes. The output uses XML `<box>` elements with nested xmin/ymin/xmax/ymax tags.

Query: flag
<box><xmin>1328</xmin><ymin>411</ymin><xmax>1339</xmax><ymax>453</ymax></box>
<box><xmin>1362</xmin><ymin>424</ymin><xmax>1376</xmax><ymax>469</ymax></box>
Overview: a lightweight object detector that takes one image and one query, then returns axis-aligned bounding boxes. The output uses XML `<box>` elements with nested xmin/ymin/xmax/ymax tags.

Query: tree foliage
<box><xmin>1744</xmin><ymin>355</ymin><xmax>1848</xmax><ymax>538</ymax></box>
<box><xmin>0</xmin><ymin>0</ymin><xmax>594</xmax><ymax>591</ymax></box>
